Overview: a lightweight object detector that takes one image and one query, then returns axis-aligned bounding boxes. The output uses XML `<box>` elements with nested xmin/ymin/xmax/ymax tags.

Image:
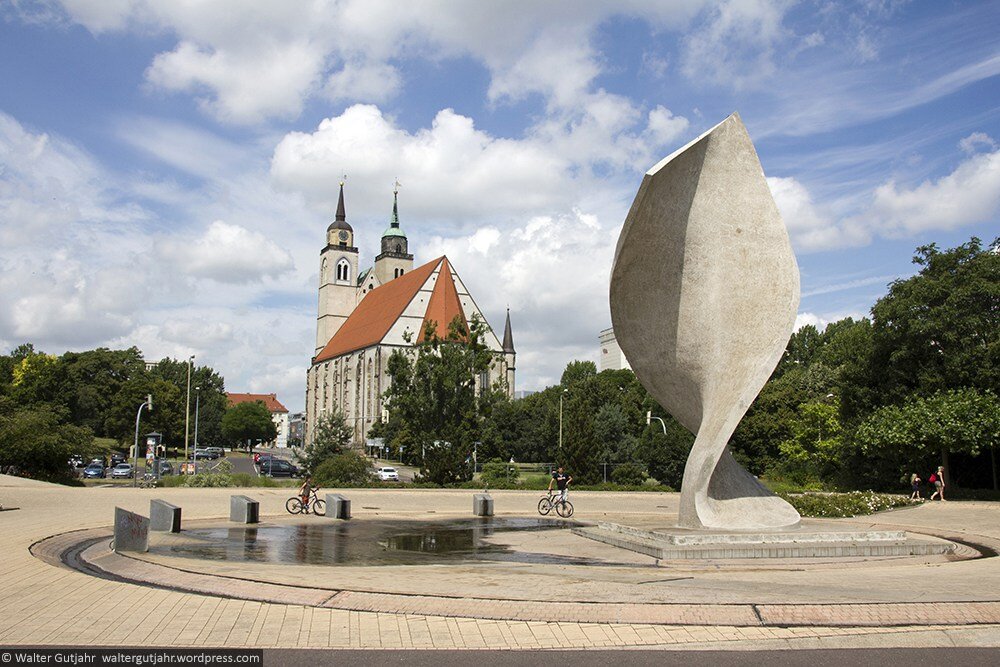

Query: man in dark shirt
<box><xmin>548</xmin><ymin>466</ymin><xmax>572</xmax><ymax>502</ymax></box>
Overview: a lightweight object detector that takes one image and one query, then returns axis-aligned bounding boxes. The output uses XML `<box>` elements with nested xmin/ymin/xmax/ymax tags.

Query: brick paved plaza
<box><xmin>3</xmin><ymin>474</ymin><xmax>1000</xmax><ymax>650</ymax></box>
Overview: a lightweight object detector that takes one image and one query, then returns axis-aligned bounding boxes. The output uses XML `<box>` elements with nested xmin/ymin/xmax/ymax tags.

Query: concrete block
<box><xmin>230</xmin><ymin>495</ymin><xmax>259</xmax><ymax>524</ymax></box>
<box><xmin>150</xmin><ymin>499</ymin><xmax>181</xmax><ymax>533</ymax></box>
<box><xmin>113</xmin><ymin>507</ymin><xmax>149</xmax><ymax>553</ymax></box>
<box><xmin>325</xmin><ymin>494</ymin><xmax>351</xmax><ymax>520</ymax></box>
<box><xmin>473</xmin><ymin>493</ymin><xmax>494</xmax><ymax>517</ymax></box>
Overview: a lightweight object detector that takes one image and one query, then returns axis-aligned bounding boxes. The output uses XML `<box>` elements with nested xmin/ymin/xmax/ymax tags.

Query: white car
<box><xmin>377</xmin><ymin>467</ymin><xmax>400</xmax><ymax>482</ymax></box>
<box><xmin>110</xmin><ymin>463</ymin><xmax>134</xmax><ymax>479</ymax></box>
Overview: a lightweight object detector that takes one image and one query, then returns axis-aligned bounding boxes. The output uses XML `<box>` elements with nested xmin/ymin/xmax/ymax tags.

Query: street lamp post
<box><xmin>558</xmin><ymin>389</ymin><xmax>568</xmax><ymax>449</ymax></box>
<box><xmin>132</xmin><ymin>394</ymin><xmax>152</xmax><ymax>488</ymax></box>
<box><xmin>194</xmin><ymin>386</ymin><xmax>201</xmax><ymax>452</ymax></box>
<box><xmin>646</xmin><ymin>411</ymin><xmax>667</xmax><ymax>435</ymax></box>
<box><xmin>184</xmin><ymin>355</ymin><xmax>195</xmax><ymax>463</ymax></box>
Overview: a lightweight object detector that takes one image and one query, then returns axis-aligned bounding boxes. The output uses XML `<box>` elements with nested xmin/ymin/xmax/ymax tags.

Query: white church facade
<box><xmin>305</xmin><ymin>184</ymin><xmax>515</xmax><ymax>447</ymax></box>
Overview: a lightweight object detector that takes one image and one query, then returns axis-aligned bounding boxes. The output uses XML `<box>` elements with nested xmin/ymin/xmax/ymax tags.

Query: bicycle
<box><xmin>138</xmin><ymin>473</ymin><xmax>158</xmax><ymax>489</ymax></box>
<box><xmin>286</xmin><ymin>486</ymin><xmax>325</xmax><ymax>515</ymax></box>
<box><xmin>537</xmin><ymin>489</ymin><xmax>574</xmax><ymax>518</ymax></box>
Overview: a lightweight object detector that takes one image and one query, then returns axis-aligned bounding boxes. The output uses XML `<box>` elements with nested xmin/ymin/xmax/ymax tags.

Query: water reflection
<box><xmin>161</xmin><ymin>517</ymin><xmax>581</xmax><ymax>566</ymax></box>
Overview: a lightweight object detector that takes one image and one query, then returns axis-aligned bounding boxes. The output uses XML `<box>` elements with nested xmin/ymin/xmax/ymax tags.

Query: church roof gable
<box><xmin>314</xmin><ymin>256</ymin><xmax>443</xmax><ymax>362</ymax></box>
<box><xmin>418</xmin><ymin>257</ymin><xmax>468</xmax><ymax>343</ymax></box>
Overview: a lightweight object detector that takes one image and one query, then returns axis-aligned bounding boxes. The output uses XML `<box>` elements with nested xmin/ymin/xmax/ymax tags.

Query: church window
<box><xmin>336</xmin><ymin>258</ymin><xmax>350</xmax><ymax>282</ymax></box>
<box><xmin>395</xmin><ymin>243</ymin><xmax>402</xmax><ymax>253</ymax></box>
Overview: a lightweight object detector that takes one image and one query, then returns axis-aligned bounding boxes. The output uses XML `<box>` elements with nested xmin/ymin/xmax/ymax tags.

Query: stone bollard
<box><xmin>150</xmin><ymin>499</ymin><xmax>181</xmax><ymax>533</ymax></box>
<box><xmin>325</xmin><ymin>493</ymin><xmax>351</xmax><ymax>520</ymax></box>
<box><xmin>473</xmin><ymin>493</ymin><xmax>494</xmax><ymax>517</ymax></box>
<box><xmin>114</xmin><ymin>507</ymin><xmax>149</xmax><ymax>552</ymax></box>
<box><xmin>230</xmin><ymin>495</ymin><xmax>259</xmax><ymax>524</ymax></box>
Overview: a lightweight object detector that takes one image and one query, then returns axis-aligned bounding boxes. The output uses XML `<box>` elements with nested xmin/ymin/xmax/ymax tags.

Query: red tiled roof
<box><xmin>418</xmin><ymin>257</ymin><xmax>468</xmax><ymax>342</ymax></box>
<box><xmin>227</xmin><ymin>393</ymin><xmax>288</xmax><ymax>413</ymax></box>
<box><xmin>314</xmin><ymin>256</ymin><xmax>444</xmax><ymax>362</ymax></box>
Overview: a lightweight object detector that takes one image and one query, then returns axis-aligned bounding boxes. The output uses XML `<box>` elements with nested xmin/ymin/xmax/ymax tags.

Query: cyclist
<box><xmin>548</xmin><ymin>466</ymin><xmax>572</xmax><ymax>503</ymax></box>
<box><xmin>298</xmin><ymin>474</ymin><xmax>313</xmax><ymax>509</ymax></box>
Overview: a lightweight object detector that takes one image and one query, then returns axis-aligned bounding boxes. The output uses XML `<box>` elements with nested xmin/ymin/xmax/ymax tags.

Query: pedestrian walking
<box><xmin>929</xmin><ymin>466</ymin><xmax>946</xmax><ymax>501</ymax></box>
<box><xmin>910</xmin><ymin>473</ymin><xmax>922</xmax><ymax>500</ymax></box>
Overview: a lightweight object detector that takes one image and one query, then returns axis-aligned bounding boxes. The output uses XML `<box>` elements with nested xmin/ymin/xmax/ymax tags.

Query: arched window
<box><xmin>395</xmin><ymin>243</ymin><xmax>402</xmax><ymax>253</ymax></box>
<box><xmin>336</xmin><ymin>258</ymin><xmax>350</xmax><ymax>282</ymax></box>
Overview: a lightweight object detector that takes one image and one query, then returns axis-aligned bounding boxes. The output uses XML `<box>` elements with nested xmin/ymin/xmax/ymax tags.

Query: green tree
<box><xmin>299</xmin><ymin>407</ymin><xmax>352</xmax><ymax>475</ymax></box>
<box><xmin>637</xmin><ymin>421</ymin><xmax>691</xmax><ymax>489</ymax></box>
<box><xmin>383</xmin><ymin>315</ymin><xmax>499</xmax><ymax>484</ymax></box>
<box><xmin>856</xmin><ymin>388</ymin><xmax>1000</xmax><ymax>488</ymax></box>
<box><xmin>221</xmin><ymin>401</ymin><xmax>277</xmax><ymax>449</ymax></box>
<box><xmin>0</xmin><ymin>399</ymin><xmax>95</xmax><ymax>480</ymax></box>
<box><xmin>150</xmin><ymin>359</ymin><xmax>228</xmax><ymax>448</ymax></box>
<box><xmin>560</xmin><ymin>360</ymin><xmax>597</xmax><ymax>387</ymax></box>
<box><xmin>776</xmin><ymin>398</ymin><xmax>843</xmax><ymax>485</ymax></box>
<box><xmin>313</xmin><ymin>452</ymin><xmax>374</xmax><ymax>487</ymax></box>
<box><xmin>868</xmin><ymin>237</ymin><xmax>999</xmax><ymax>402</ymax></box>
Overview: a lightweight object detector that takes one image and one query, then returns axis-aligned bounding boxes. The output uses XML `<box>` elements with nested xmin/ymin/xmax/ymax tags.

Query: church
<box><xmin>305</xmin><ymin>183</ymin><xmax>516</xmax><ymax>447</ymax></box>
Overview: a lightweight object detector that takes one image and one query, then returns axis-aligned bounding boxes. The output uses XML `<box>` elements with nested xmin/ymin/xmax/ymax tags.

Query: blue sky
<box><xmin>1</xmin><ymin>1</ymin><xmax>998</xmax><ymax>412</ymax></box>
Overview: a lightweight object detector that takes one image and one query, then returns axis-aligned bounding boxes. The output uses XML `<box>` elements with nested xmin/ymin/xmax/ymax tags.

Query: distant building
<box><xmin>512</xmin><ymin>390</ymin><xmax>537</xmax><ymax>400</ymax></box>
<box><xmin>226</xmin><ymin>393</ymin><xmax>290</xmax><ymax>448</ymax></box>
<box><xmin>306</xmin><ymin>183</ymin><xmax>515</xmax><ymax>447</ymax></box>
<box><xmin>599</xmin><ymin>327</ymin><xmax>631</xmax><ymax>372</ymax></box>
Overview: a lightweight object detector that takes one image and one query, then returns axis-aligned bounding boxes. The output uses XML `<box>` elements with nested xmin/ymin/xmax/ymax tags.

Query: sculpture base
<box><xmin>573</xmin><ymin>522</ymin><xmax>955</xmax><ymax>560</ymax></box>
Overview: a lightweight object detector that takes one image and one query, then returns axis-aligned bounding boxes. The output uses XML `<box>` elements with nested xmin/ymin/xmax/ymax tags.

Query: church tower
<box><xmin>373</xmin><ymin>185</ymin><xmax>414</xmax><ymax>285</ymax></box>
<box><xmin>315</xmin><ymin>182</ymin><xmax>359</xmax><ymax>355</ymax></box>
<box><xmin>502</xmin><ymin>308</ymin><xmax>516</xmax><ymax>394</ymax></box>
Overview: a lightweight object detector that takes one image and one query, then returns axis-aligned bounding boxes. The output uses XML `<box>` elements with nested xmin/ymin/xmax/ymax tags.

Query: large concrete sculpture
<box><xmin>610</xmin><ymin>112</ymin><xmax>801</xmax><ymax>530</ymax></box>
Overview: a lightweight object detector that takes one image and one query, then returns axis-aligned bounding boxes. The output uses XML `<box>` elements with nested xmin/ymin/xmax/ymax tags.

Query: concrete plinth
<box><xmin>149</xmin><ymin>499</ymin><xmax>181</xmax><ymax>533</ymax></box>
<box><xmin>113</xmin><ymin>507</ymin><xmax>149</xmax><ymax>553</ymax></box>
<box><xmin>473</xmin><ymin>493</ymin><xmax>494</xmax><ymax>517</ymax></box>
<box><xmin>574</xmin><ymin>522</ymin><xmax>956</xmax><ymax>560</ymax></box>
<box><xmin>325</xmin><ymin>494</ymin><xmax>351</xmax><ymax>520</ymax></box>
<box><xmin>229</xmin><ymin>495</ymin><xmax>259</xmax><ymax>524</ymax></box>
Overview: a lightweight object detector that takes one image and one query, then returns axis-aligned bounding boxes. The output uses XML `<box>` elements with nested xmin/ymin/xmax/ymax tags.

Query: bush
<box><xmin>480</xmin><ymin>459</ymin><xmax>519</xmax><ymax>488</ymax></box>
<box><xmin>611</xmin><ymin>463</ymin><xmax>647</xmax><ymax>486</ymax></box>
<box><xmin>314</xmin><ymin>451</ymin><xmax>374</xmax><ymax>487</ymax></box>
<box><xmin>184</xmin><ymin>460</ymin><xmax>234</xmax><ymax>487</ymax></box>
<box><xmin>779</xmin><ymin>490</ymin><xmax>915</xmax><ymax>518</ymax></box>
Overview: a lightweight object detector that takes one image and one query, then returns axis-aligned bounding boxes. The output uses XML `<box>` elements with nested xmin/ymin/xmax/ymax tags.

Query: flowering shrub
<box><xmin>780</xmin><ymin>490</ymin><xmax>916</xmax><ymax>518</ymax></box>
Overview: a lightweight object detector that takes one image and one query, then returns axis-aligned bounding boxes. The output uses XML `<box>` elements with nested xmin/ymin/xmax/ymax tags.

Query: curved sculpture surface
<box><xmin>610</xmin><ymin>113</ymin><xmax>801</xmax><ymax>530</ymax></box>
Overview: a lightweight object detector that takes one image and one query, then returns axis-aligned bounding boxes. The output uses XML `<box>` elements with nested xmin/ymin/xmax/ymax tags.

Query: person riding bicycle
<box><xmin>548</xmin><ymin>466</ymin><xmax>572</xmax><ymax>503</ymax></box>
<box><xmin>299</xmin><ymin>474</ymin><xmax>313</xmax><ymax>507</ymax></box>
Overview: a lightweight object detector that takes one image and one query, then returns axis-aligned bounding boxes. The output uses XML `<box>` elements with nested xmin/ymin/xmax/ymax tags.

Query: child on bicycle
<box><xmin>299</xmin><ymin>474</ymin><xmax>313</xmax><ymax>507</ymax></box>
<box><xmin>548</xmin><ymin>466</ymin><xmax>572</xmax><ymax>502</ymax></box>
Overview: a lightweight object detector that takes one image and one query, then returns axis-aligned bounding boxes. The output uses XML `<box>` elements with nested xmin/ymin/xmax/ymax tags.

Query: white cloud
<box><xmin>324</xmin><ymin>61</ymin><xmax>402</xmax><ymax>104</ymax></box>
<box><xmin>146</xmin><ymin>39</ymin><xmax>325</xmax><ymax>124</ymax></box>
<box><xmin>681</xmin><ymin>0</ymin><xmax>792</xmax><ymax>89</ymax></box>
<box><xmin>41</xmin><ymin>1</ymin><xmax>710</xmax><ymax>124</ymax></box>
<box><xmin>869</xmin><ymin>146</ymin><xmax>1000</xmax><ymax>236</ymax></box>
<box><xmin>767</xmin><ymin>176</ymin><xmax>870</xmax><ymax>251</ymax></box>
<box><xmin>160</xmin><ymin>220</ymin><xmax>295</xmax><ymax>284</ymax></box>
<box><xmin>959</xmin><ymin>132</ymin><xmax>997</xmax><ymax>155</ymax></box>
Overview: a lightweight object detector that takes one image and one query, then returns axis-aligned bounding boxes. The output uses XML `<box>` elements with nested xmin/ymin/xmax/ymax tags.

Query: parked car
<box><xmin>377</xmin><ymin>467</ymin><xmax>400</xmax><ymax>482</ymax></box>
<box><xmin>189</xmin><ymin>448</ymin><xmax>214</xmax><ymax>460</ymax></box>
<box><xmin>260</xmin><ymin>458</ymin><xmax>298</xmax><ymax>478</ymax></box>
<box><xmin>83</xmin><ymin>462</ymin><xmax>106</xmax><ymax>479</ymax></box>
<box><xmin>110</xmin><ymin>452</ymin><xmax>127</xmax><ymax>467</ymax></box>
<box><xmin>111</xmin><ymin>463</ymin><xmax>134</xmax><ymax>479</ymax></box>
<box><xmin>158</xmin><ymin>461</ymin><xmax>174</xmax><ymax>476</ymax></box>
<box><xmin>206</xmin><ymin>447</ymin><xmax>225</xmax><ymax>458</ymax></box>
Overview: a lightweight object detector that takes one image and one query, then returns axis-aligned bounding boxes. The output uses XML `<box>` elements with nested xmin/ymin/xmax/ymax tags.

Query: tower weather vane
<box><xmin>394</xmin><ymin>178</ymin><xmax>401</xmax><ymax>194</ymax></box>
<box><xmin>340</xmin><ymin>174</ymin><xmax>347</xmax><ymax>187</ymax></box>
